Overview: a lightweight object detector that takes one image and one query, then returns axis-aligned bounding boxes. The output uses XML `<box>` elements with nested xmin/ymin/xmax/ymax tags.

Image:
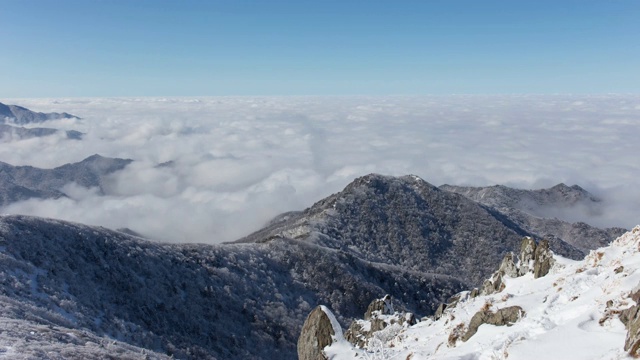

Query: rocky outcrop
<box><xmin>344</xmin><ymin>295</ymin><xmax>416</xmax><ymax>348</ymax></box>
<box><xmin>364</xmin><ymin>294</ymin><xmax>394</xmax><ymax>320</ymax></box>
<box><xmin>519</xmin><ymin>237</ymin><xmax>537</xmax><ymax>275</ymax></box>
<box><xmin>533</xmin><ymin>239</ymin><xmax>555</xmax><ymax>278</ymax></box>
<box><xmin>619</xmin><ymin>286</ymin><xmax>640</xmax><ymax>356</ymax></box>
<box><xmin>461</xmin><ymin>306</ymin><xmax>525</xmax><ymax>342</ymax></box>
<box><xmin>298</xmin><ymin>306</ymin><xmax>343</xmax><ymax>360</ymax></box>
<box><xmin>481</xmin><ymin>237</ymin><xmax>556</xmax><ymax>295</ymax></box>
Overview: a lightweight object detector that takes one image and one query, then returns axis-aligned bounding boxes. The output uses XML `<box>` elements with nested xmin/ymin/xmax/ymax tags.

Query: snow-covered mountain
<box><xmin>0</xmin><ymin>102</ymin><xmax>79</xmax><ymax>125</ymax></box>
<box><xmin>321</xmin><ymin>226</ymin><xmax>640</xmax><ymax>359</ymax></box>
<box><xmin>0</xmin><ymin>173</ymin><xmax>630</xmax><ymax>359</ymax></box>
<box><xmin>0</xmin><ymin>214</ymin><xmax>464</xmax><ymax>359</ymax></box>
<box><xmin>238</xmin><ymin>174</ymin><xmax>621</xmax><ymax>285</ymax></box>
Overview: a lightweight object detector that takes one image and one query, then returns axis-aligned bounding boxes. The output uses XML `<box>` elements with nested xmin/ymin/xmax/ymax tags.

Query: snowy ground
<box><xmin>326</xmin><ymin>226</ymin><xmax>640</xmax><ymax>359</ymax></box>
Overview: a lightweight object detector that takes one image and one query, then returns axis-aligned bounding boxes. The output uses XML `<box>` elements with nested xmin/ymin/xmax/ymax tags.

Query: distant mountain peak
<box><xmin>0</xmin><ymin>101</ymin><xmax>79</xmax><ymax>124</ymax></box>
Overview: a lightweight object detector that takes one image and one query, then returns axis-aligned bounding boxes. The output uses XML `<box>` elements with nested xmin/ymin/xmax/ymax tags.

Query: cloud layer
<box><xmin>1</xmin><ymin>95</ymin><xmax>639</xmax><ymax>243</ymax></box>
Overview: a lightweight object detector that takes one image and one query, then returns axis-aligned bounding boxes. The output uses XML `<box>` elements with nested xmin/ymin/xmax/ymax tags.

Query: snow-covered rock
<box><xmin>343</xmin><ymin>295</ymin><xmax>416</xmax><ymax>348</ymax></box>
<box><xmin>298</xmin><ymin>305</ymin><xmax>343</xmax><ymax>360</ymax></box>
<box><xmin>325</xmin><ymin>226</ymin><xmax>640</xmax><ymax>359</ymax></box>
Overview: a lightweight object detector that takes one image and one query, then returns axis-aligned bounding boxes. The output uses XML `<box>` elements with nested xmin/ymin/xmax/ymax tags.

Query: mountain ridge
<box><xmin>0</xmin><ymin>102</ymin><xmax>79</xmax><ymax>125</ymax></box>
<box><xmin>0</xmin><ymin>155</ymin><xmax>132</xmax><ymax>206</ymax></box>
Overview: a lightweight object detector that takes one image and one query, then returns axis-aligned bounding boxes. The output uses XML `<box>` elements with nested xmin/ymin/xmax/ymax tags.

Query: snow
<box><xmin>326</xmin><ymin>226</ymin><xmax>640</xmax><ymax>359</ymax></box>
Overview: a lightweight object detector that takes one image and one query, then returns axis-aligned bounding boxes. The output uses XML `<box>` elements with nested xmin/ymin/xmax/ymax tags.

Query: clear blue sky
<box><xmin>1</xmin><ymin>0</ymin><xmax>639</xmax><ymax>97</ymax></box>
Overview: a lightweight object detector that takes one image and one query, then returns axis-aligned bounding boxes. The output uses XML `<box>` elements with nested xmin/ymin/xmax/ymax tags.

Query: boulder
<box><xmin>480</xmin><ymin>272</ymin><xmax>505</xmax><ymax>296</ymax></box>
<box><xmin>461</xmin><ymin>306</ymin><xmax>525</xmax><ymax>342</ymax></box>
<box><xmin>298</xmin><ymin>306</ymin><xmax>343</xmax><ymax>360</ymax></box>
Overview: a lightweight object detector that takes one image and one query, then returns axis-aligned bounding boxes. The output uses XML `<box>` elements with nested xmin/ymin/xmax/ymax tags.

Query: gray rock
<box><xmin>434</xmin><ymin>303</ymin><xmax>447</xmax><ymax>320</ymax></box>
<box><xmin>461</xmin><ymin>306</ymin><xmax>525</xmax><ymax>342</ymax></box>
<box><xmin>344</xmin><ymin>295</ymin><xmax>416</xmax><ymax>348</ymax></box>
<box><xmin>480</xmin><ymin>272</ymin><xmax>505</xmax><ymax>295</ymax></box>
<box><xmin>519</xmin><ymin>237</ymin><xmax>537</xmax><ymax>275</ymax></box>
<box><xmin>498</xmin><ymin>252</ymin><xmax>519</xmax><ymax>278</ymax></box>
<box><xmin>624</xmin><ymin>305</ymin><xmax>640</xmax><ymax>356</ymax></box>
<box><xmin>364</xmin><ymin>294</ymin><xmax>394</xmax><ymax>320</ymax></box>
<box><xmin>533</xmin><ymin>239</ymin><xmax>555</xmax><ymax>278</ymax></box>
<box><xmin>469</xmin><ymin>288</ymin><xmax>480</xmax><ymax>298</ymax></box>
<box><xmin>298</xmin><ymin>306</ymin><xmax>340</xmax><ymax>360</ymax></box>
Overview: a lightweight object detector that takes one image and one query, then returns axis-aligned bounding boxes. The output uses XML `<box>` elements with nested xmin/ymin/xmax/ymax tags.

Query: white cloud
<box><xmin>1</xmin><ymin>95</ymin><xmax>639</xmax><ymax>242</ymax></box>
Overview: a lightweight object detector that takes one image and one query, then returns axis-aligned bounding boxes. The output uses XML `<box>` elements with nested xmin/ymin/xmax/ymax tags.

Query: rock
<box><xmin>298</xmin><ymin>306</ymin><xmax>342</xmax><ymax>360</ymax></box>
<box><xmin>344</xmin><ymin>295</ymin><xmax>415</xmax><ymax>348</ymax></box>
<box><xmin>364</xmin><ymin>294</ymin><xmax>394</xmax><ymax>320</ymax></box>
<box><xmin>469</xmin><ymin>288</ymin><xmax>480</xmax><ymax>298</ymax></box>
<box><xmin>623</xmin><ymin>305</ymin><xmax>640</xmax><ymax>356</ymax></box>
<box><xmin>434</xmin><ymin>303</ymin><xmax>447</xmax><ymax>320</ymax></box>
<box><xmin>499</xmin><ymin>252</ymin><xmax>519</xmax><ymax>278</ymax></box>
<box><xmin>533</xmin><ymin>239</ymin><xmax>555</xmax><ymax>278</ymax></box>
<box><xmin>461</xmin><ymin>306</ymin><xmax>525</xmax><ymax>342</ymax></box>
<box><xmin>519</xmin><ymin>237</ymin><xmax>537</xmax><ymax>276</ymax></box>
<box><xmin>481</xmin><ymin>272</ymin><xmax>505</xmax><ymax>296</ymax></box>
<box><xmin>615</xmin><ymin>266</ymin><xmax>625</xmax><ymax>274</ymax></box>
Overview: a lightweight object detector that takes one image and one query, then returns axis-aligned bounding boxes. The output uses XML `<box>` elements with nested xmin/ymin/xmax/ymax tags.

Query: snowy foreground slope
<box><xmin>325</xmin><ymin>226</ymin><xmax>640</xmax><ymax>360</ymax></box>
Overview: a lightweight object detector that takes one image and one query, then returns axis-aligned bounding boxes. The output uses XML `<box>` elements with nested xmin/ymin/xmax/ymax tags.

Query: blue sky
<box><xmin>1</xmin><ymin>0</ymin><xmax>639</xmax><ymax>97</ymax></box>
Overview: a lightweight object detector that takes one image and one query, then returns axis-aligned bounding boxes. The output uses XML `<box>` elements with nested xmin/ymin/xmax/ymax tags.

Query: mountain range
<box><xmin>0</xmin><ymin>123</ymin><xmax>83</xmax><ymax>141</ymax></box>
<box><xmin>0</xmin><ymin>171</ymin><xmax>628</xmax><ymax>359</ymax></box>
<box><xmin>0</xmin><ymin>102</ymin><xmax>79</xmax><ymax>125</ymax></box>
<box><xmin>0</xmin><ymin>155</ymin><xmax>132</xmax><ymax>207</ymax></box>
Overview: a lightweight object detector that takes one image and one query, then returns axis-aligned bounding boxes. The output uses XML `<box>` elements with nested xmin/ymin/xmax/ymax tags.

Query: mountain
<box><xmin>0</xmin><ymin>215</ymin><xmax>465</xmax><ymax>359</ymax></box>
<box><xmin>323</xmin><ymin>226</ymin><xmax>640</xmax><ymax>359</ymax></box>
<box><xmin>237</xmin><ymin>174</ymin><xmax>599</xmax><ymax>286</ymax></box>
<box><xmin>0</xmin><ymin>102</ymin><xmax>79</xmax><ymax>125</ymax></box>
<box><xmin>440</xmin><ymin>183</ymin><xmax>599</xmax><ymax>212</ymax></box>
<box><xmin>441</xmin><ymin>183</ymin><xmax>627</xmax><ymax>252</ymax></box>
<box><xmin>0</xmin><ymin>155</ymin><xmax>132</xmax><ymax>206</ymax></box>
<box><xmin>0</xmin><ymin>174</ymin><xmax>627</xmax><ymax>359</ymax></box>
<box><xmin>0</xmin><ymin>123</ymin><xmax>83</xmax><ymax>141</ymax></box>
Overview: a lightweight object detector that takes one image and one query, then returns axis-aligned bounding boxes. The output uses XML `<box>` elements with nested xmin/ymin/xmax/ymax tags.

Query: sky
<box><xmin>1</xmin><ymin>0</ymin><xmax>639</xmax><ymax>97</ymax></box>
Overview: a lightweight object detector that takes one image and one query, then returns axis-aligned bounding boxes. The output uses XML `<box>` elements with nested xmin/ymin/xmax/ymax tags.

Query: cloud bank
<box><xmin>1</xmin><ymin>95</ymin><xmax>639</xmax><ymax>243</ymax></box>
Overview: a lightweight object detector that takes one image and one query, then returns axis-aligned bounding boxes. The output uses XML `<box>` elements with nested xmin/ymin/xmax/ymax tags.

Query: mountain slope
<box><xmin>441</xmin><ymin>183</ymin><xmax>627</xmax><ymax>252</ymax></box>
<box><xmin>0</xmin><ymin>102</ymin><xmax>79</xmax><ymax>124</ymax></box>
<box><xmin>326</xmin><ymin>226</ymin><xmax>640</xmax><ymax>359</ymax></box>
<box><xmin>0</xmin><ymin>215</ymin><xmax>465</xmax><ymax>359</ymax></box>
<box><xmin>238</xmin><ymin>174</ymin><xmax>585</xmax><ymax>286</ymax></box>
<box><xmin>0</xmin><ymin>154</ymin><xmax>132</xmax><ymax>206</ymax></box>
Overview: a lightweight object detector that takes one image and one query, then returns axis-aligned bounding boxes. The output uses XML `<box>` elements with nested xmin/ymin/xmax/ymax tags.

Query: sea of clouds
<box><xmin>1</xmin><ymin>95</ymin><xmax>639</xmax><ymax>243</ymax></box>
